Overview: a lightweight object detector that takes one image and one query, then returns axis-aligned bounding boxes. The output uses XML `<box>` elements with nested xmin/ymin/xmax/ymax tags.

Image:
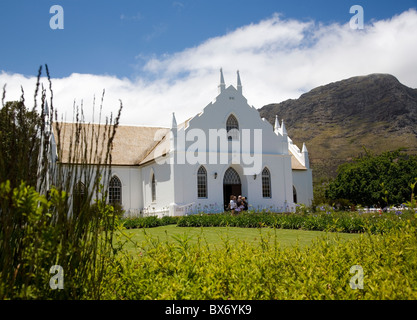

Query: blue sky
<box><xmin>1</xmin><ymin>1</ymin><xmax>417</xmax><ymax>126</ymax></box>
<box><xmin>1</xmin><ymin>0</ymin><xmax>416</xmax><ymax>79</ymax></box>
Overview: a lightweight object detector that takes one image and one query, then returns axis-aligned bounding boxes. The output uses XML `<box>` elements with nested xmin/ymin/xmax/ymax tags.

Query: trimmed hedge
<box><xmin>122</xmin><ymin>215</ymin><xmax>181</xmax><ymax>229</ymax></box>
<box><xmin>120</xmin><ymin>210</ymin><xmax>417</xmax><ymax>234</ymax></box>
<box><xmin>178</xmin><ymin>211</ymin><xmax>417</xmax><ymax>234</ymax></box>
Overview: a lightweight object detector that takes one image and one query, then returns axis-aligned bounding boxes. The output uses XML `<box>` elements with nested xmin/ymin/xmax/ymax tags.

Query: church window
<box><xmin>151</xmin><ymin>173</ymin><xmax>156</xmax><ymax>202</ymax></box>
<box><xmin>262</xmin><ymin>167</ymin><xmax>271</xmax><ymax>198</ymax></box>
<box><xmin>197</xmin><ymin>166</ymin><xmax>207</xmax><ymax>198</ymax></box>
<box><xmin>226</xmin><ymin>114</ymin><xmax>239</xmax><ymax>140</ymax></box>
<box><xmin>109</xmin><ymin>176</ymin><xmax>122</xmax><ymax>204</ymax></box>
<box><xmin>293</xmin><ymin>186</ymin><xmax>298</xmax><ymax>203</ymax></box>
<box><xmin>73</xmin><ymin>181</ymin><xmax>87</xmax><ymax>215</ymax></box>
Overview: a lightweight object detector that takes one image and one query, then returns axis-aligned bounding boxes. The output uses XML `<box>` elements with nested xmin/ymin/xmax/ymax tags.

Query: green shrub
<box><xmin>176</xmin><ymin>211</ymin><xmax>416</xmax><ymax>234</ymax></box>
<box><xmin>122</xmin><ymin>215</ymin><xmax>181</xmax><ymax>229</ymax></box>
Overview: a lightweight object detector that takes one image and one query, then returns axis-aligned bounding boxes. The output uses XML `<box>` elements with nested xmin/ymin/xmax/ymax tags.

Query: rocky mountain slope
<box><xmin>259</xmin><ymin>74</ymin><xmax>417</xmax><ymax>181</ymax></box>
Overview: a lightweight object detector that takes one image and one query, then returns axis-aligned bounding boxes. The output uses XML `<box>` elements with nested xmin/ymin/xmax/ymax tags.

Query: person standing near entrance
<box><xmin>229</xmin><ymin>195</ymin><xmax>237</xmax><ymax>215</ymax></box>
<box><xmin>242</xmin><ymin>197</ymin><xmax>248</xmax><ymax>211</ymax></box>
<box><xmin>236</xmin><ymin>195</ymin><xmax>243</xmax><ymax>214</ymax></box>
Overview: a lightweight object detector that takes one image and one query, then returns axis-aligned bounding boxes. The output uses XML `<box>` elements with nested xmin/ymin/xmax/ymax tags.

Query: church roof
<box><xmin>139</xmin><ymin>117</ymin><xmax>192</xmax><ymax>165</ymax></box>
<box><xmin>54</xmin><ymin>122</ymin><xmax>169</xmax><ymax>165</ymax></box>
<box><xmin>139</xmin><ymin>131</ymin><xmax>170</xmax><ymax>165</ymax></box>
<box><xmin>290</xmin><ymin>151</ymin><xmax>307</xmax><ymax>170</ymax></box>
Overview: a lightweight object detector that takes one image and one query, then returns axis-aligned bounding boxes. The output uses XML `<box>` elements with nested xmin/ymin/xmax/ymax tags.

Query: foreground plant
<box><xmin>102</xmin><ymin>219</ymin><xmax>417</xmax><ymax>300</ymax></box>
<box><xmin>0</xmin><ymin>65</ymin><xmax>123</xmax><ymax>299</ymax></box>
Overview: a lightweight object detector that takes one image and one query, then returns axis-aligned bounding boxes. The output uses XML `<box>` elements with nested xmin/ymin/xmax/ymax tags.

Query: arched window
<box><xmin>226</xmin><ymin>114</ymin><xmax>239</xmax><ymax>140</ymax></box>
<box><xmin>293</xmin><ymin>186</ymin><xmax>298</xmax><ymax>203</ymax></box>
<box><xmin>223</xmin><ymin>167</ymin><xmax>241</xmax><ymax>185</ymax></box>
<box><xmin>109</xmin><ymin>176</ymin><xmax>122</xmax><ymax>204</ymax></box>
<box><xmin>262</xmin><ymin>167</ymin><xmax>271</xmax><ymax>198</ymax></box>
<box><xmin>151</xmin><ymin>173</ymin><xmax>156</xmax><ymax>202</ymax></box>
<box><xmin>73</xmin><ymin>181</ymin><xmax>87</xmax><ymax>215</ymax></box>
<box><xmin>197</xmin><ymin>166</ymin><xmax>207</xmax><ymax>198</ymax></box>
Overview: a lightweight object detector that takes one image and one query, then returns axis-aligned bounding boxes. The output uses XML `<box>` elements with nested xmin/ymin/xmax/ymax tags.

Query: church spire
<box><xmin>237</xmin><ymin>70</ymin><xmax>242</xmax><ymax>94</ymax></box>
<box><xmin>171</xmin><ymin>112</ymin><xmax>177</xmax><ymax>129</ymax></box>
<box><xmin>302</xmin><ymin>142</ymin><xmax>310</xmax><ymax>168</ymax></box>
<box><xmin>218</xmin><ymin>68</ymin><xmax>226</xmax><ymax>93</ymax></box>
<box><xmin>170</xmin><ymin>112</ymin><xmax>177</xmax><ymax>153</ymax></box>
<box><xmin>274</xmin><ymin>115</ymin><xmax>280</xmax><ymax>134</ymax></box>
<box><xmin>302</xmin><ymin>142</ymin><xmax>308</xmax><ymax>153</ymax></box>
<box><xmin>281</xmin><ymin>119</ymin><xmax>287</xmax><ymax>136</ymax></box>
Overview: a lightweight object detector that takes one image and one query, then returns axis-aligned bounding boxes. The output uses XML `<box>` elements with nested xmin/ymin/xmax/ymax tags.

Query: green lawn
<box><xmin>119</xmin><ymin>225</ymin><xmax>360</xmax><ymax>255</ymax></box>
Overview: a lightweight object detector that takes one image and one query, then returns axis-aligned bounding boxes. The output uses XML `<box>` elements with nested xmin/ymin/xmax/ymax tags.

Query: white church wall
<box><xmin>171</xmin><ymin>159</ymin><xmax>292</xmax><ymax>214</ymax></box>
<box><xmin>170</xmin><ymin>82</ymin><xmax>296</xmax><ymax>213</ymax></box>
<box><xmin>292</xmin><ymin>169</ymin><xmax>313</xmax><ymax>206</ymax></box>
<box><xmin>51</xmin><ymin>164</ymin><xmax>138</xmax><ymax>215</ymax></box>
<box><xmin>141</xmin><ymin>161</ymin><xmax>175</xmax><ymax>216</ymax></box>
<box><xmin>246</xmin><ymin>154</ymin><xmax>295</xmax><ymax>212</ymax></box>
<box><xmin>110</xmin><ymin>166</ymin><xmax>142</xmax><ymax>218</ymax></box>
<box><xmin>177</xmin><ymin>163</ymin><xmax>225</xmax><ymax>214</ymax></box>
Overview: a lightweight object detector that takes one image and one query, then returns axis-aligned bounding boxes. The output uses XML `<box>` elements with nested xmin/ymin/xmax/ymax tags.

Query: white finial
<box><xmin>274</xmin><ymin>115</ymin><xmax>280</xmax><ymax>133</ymax></box>
<box><xmin>302</xmin><ymin>142</ymin><xmax>308</xmax><ymax>153</ymax></box>
<box><xmin>218</xmin><ymin>68</ymin><xmax>226</xmax><ymax>93</ymax></box>
<box><xmin>171</xmin><ymin>112</ymin><xmax>177</xmax><ymax>129</ymax></box>
<box><xmin>170</xmin><ymin>112</ymin><xmax>177</xmax><ymax>152</ymax></box>
<box><xmin>302</xmin><ymin>142</ymin><xmax>310</xmax><ymax>168</ymax></box>
<box><xmin>237</xmin><ymin>70</ymin><xmax>242</xmax><ymax>94</ymax></box>
<box><xmin>281</xmin><ymin>119</ymin><xmax>287</xmax><ymax>136</ymax></box>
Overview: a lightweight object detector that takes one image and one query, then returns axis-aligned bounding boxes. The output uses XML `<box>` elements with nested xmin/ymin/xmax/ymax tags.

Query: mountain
<box><xmin>259</xmin><ymin>74</ymin><xmax>417</xmax><ymax>182</ymax></box>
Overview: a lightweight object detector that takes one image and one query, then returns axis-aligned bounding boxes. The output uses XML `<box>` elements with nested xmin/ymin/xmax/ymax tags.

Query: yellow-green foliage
<box><xmin>2</xmin><ymin>181</ymin><xmax>416</xmax><ymax>299</ymax></box>
<box><xmin>101</xmin><ymin>221</ymin><xmax>417</xmax><ymax>300</ymax></box>
<box><xmin>0</xmin><ymin>181</ymin><xmax>118</xmax><ymax>299</ymax></box>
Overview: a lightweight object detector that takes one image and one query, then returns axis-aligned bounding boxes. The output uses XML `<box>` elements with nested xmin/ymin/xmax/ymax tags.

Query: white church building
<box><xmin>54</xmin><ymin>69</ymin><xmax>313</xmax><ymax>217</ymax></box>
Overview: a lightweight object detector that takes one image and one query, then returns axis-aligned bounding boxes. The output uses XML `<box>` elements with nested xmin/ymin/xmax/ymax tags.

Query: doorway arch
<box><xmin>223</xmin><ymin>167</ymin><xmax>242</xmax><ymax>210</ymax></box>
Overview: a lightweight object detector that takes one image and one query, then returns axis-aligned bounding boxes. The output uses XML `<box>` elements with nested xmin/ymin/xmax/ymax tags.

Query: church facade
<box><xmin>54</xmin><ymin>70</ymin><xmax>313</xmax><ymax>217</ymax></box>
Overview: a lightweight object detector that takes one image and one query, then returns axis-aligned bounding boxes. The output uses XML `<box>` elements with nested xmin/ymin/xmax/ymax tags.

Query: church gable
<box><xmin>177</xmin><ymin>69</ymin><xmax>291</xmax><ymax>160</ymax></box>
<box><xmin>53</xmin><ymin>69</ymin><xmax>310</xmax><ymax>174</ymax></box>
<box><xmin>136</xmin><ymin>69</ymin><xmax>309</xmax><ymax>171</ymax></box>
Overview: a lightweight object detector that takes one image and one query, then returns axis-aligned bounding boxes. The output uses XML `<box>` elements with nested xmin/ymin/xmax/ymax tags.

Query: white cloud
<box><xmin>120</xmin><ymin>12</ymin><xmax>142</xmax><ymax>21</ymax></box>
<box><xmin>1</xmin><ymin>10</ymin><xmax>417</xmax><ymax>127</ymax></box>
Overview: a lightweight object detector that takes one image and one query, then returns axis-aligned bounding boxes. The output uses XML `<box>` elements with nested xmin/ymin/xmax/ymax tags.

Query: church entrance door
<box><xmin>223</xmin><ymin>167</ymin><xmax>242</xmax><ymax>211</ymax></box>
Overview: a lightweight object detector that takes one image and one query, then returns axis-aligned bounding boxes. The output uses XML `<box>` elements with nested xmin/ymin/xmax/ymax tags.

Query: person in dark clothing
<box><xmin>236</xmin><ymin>195</ymin><xmax>244</xmax><ymax>213</ymax></box>
<box><xmin>242</xmin><ymin>196</ymin><xmax>248</xmax><ymax>211</ymax></box>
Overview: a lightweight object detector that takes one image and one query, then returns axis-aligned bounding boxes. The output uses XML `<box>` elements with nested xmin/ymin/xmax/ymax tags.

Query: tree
<box><xmin>325</xmin><ymin>149</ymin><xmax>417</xmax><ymax>207</ymax></box>
<box><xmin>0</xmin><ymin>100</ymin><xmax>42</xmax><ymax>189</ymax></box>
